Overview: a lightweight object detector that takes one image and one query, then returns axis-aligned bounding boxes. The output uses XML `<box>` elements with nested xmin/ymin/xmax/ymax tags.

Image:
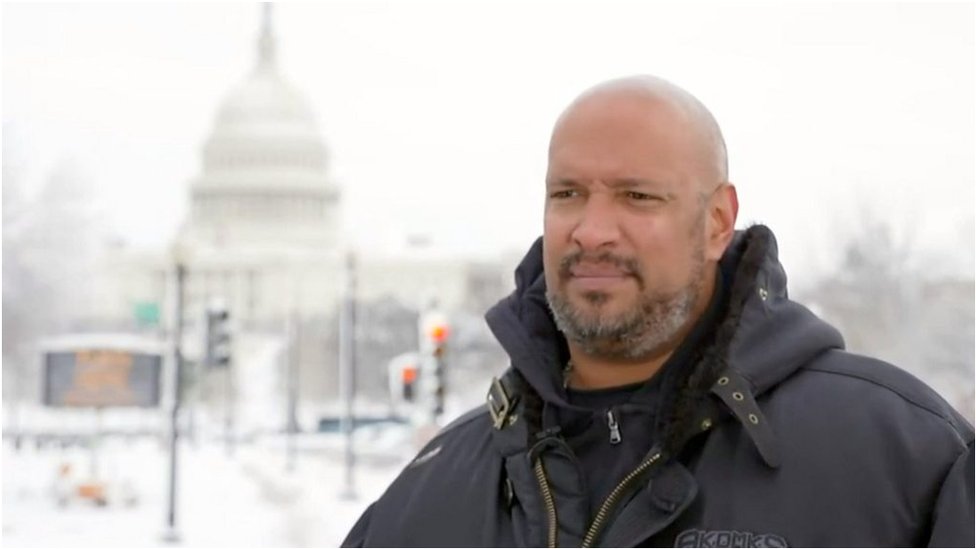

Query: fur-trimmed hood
<box><xmin>485</xmin><ymin>224</ymin><xmax>845</xmax><ymax>458</ymax></box>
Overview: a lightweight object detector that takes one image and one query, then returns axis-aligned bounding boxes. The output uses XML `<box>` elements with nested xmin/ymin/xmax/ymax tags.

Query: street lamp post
<box><xmin>162</xmin><ymin>253</ymin><xmax>186</xmax><ymax>543</ymax></box>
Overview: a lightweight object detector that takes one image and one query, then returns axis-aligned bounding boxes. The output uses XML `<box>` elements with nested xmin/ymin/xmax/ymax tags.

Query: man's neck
<box><xmin>565</xmin><ymin>345</ymin><xmax>676</xmax><ymax>390</ymax></box>
<box><xmin>565</xmin><ymin>268</ymin><xmax>719</xmax><ymax>390</ymax></box>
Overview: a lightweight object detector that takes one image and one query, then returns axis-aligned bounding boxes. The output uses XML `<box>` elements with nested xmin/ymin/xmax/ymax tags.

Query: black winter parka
<box><xmin>343</xmin><ymin>225</ymin><xmax>974</xmax><ymax>547</ymax></box>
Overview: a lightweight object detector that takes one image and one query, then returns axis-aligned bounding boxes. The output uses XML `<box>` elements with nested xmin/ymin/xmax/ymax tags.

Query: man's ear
<box><xmin>706</xmin><ymin>183</ymin><xmax>738</xmax><ymax>261</ymax></box>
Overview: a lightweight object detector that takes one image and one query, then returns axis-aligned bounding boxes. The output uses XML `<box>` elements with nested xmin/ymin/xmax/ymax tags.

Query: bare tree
<box><xmin>798</xmin><ymin>216</ymin><xmax>974</xmax><ymax>422</ymax></box>
<box><xmin>2</xmin><ymin>132</ymin><xmax>103</xmax><ymax>413</ymax></box>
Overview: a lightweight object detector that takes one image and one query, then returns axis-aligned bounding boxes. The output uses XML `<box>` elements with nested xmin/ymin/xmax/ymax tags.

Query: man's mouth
<box><xmin>567</xmin><ymin>264</ymin><xmax>634</xmax><ymax>292</ymax></box>
<box><xmin>558</xmin><ymin>252</ymin><xmax>643</xmax><ymax>292</ymax></box>
<box><xmin>570</xmin><ymin>264</ymin><xmax>632</xmax><ymax>278</ymax></box>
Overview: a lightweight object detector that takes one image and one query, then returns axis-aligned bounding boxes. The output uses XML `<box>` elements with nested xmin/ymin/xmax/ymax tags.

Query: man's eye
<box><xmin>549</xmin><ymin>190</ymin><xmax>578</xmax><ymax>199</ymax></box>
<box><xmin>625</xmin><ymin>191</ymin><xmax>662</xmax><ymax>201</ymax></box>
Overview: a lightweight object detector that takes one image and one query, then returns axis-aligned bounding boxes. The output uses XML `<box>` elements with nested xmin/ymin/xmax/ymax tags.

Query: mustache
<box><xmin>558</xmin><ymin>251</ymin><xmax>643</xmax><ymax>283</ymax></box>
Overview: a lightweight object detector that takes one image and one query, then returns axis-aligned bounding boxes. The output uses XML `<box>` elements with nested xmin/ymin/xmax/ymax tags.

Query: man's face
<box><xmin>543</xmin><ymin>93</ymin><xmax>714</xmax><ymax>361</ymax></box>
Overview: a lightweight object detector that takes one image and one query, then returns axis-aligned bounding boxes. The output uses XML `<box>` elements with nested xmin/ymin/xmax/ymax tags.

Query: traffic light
<box><xmin>205</xmin><ymin>306</ymin><xmax>232</xmax><ymax>368</ymax></box>
<box><xmin>428</xmin><ymin>323</ymin><xmax>448</xmax><ymax>357</ymax></box>
<box><xmin>424</xmin><ymin>320</ymin><xmax>449</xmax><ymax>416</ymax></box>
<box><xmin>387</xmin><ymin>352</ymin><xmax>421</xmax><ymax>413</ymax></box>
<box><xmin>401</xmin><ymin>364</ymin><xmax>418</xmax><ymax>402</ymax></box>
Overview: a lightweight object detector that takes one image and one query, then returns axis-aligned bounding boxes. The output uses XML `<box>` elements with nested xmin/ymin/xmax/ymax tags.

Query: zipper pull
<box><xmin>606</xmin><ymin>409</ymin><xmax>622</xmax><ymax>445</ymax></box>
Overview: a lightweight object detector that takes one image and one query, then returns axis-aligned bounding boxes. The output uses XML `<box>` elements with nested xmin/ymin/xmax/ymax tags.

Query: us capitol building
<box><xmin>93</xmin><ymin>7</ymin><xmax>510</xmax><ymax>434</ymax></box>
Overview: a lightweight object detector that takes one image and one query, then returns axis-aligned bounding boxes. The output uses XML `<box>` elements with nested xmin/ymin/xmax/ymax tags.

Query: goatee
<box><xmin>547</xmin><ymin>244</ymin><xmax>705</xmax><ymax>361</ymax></box>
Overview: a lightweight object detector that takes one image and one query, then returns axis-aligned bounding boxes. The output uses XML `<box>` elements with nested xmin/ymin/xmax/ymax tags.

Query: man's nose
<box><xmin>571</xmin><ymin>196</ymin><xmax>620</xmax><ymax>251</ymax></box>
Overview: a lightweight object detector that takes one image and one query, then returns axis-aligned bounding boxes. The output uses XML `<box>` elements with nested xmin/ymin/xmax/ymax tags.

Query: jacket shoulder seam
<box><xmin>804</xmin><ymin>363</ymin><xmax>971</xmax><ymax>446</ymax></box>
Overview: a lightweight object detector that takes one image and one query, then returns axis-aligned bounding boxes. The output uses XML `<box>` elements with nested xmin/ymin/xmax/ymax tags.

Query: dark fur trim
<box><xmin>656</xmin><ymin>225</ymin><xmax>773</xmax><ymax>457</ymax></box>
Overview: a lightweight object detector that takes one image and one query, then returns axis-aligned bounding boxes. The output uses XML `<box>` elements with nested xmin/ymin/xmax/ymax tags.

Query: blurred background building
<box><xmin>84</xmin><ymin>7</ymin><xmax>510</xmax><ymax>437</ymax></box>
<box><xmin>3</xmin><ymin>7</ymin><xmax>515</xmax><ymax>544</ymax></box>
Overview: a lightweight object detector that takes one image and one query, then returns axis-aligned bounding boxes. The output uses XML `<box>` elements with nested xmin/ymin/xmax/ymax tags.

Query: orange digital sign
<box><xmin>44</xmin><ymin>349</ymin><xmax>161</xmax><ymax>408</ymax></box>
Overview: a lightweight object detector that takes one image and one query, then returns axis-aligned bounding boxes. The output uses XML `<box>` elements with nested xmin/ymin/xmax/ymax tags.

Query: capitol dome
<box><xmin>214</xmin><ymin>73</ymin><xmax>318</xmax><ymax>138</ymax></box>
<box><xmin>184</xmin><ymin>4</ymin><xmax>339</xmax><ymax>250</ymax></box>
<box><xmin>210</xmin><ymin>30</ymin><xmax>321</xmax><ymax>143</ymax></box>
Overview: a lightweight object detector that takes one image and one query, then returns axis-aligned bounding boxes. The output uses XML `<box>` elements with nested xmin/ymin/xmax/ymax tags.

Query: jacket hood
<box><xmin>716</xmin><ymin>224</ymin><xmax>845</xmax><ymax>392</ymax></box>
<box><xmin>484</xmin><ymin>236</ymin><xmax>570</xmax><ymax>405</ymax></box>
<box><xmin>485</xmin><ymin>224</ymin><xmax>845</xmax><ymax>460</ymax></box>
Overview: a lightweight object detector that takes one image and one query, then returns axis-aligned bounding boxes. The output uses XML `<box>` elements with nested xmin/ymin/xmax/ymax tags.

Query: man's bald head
<box><xmin>549</xmin><ymin>75</ymin><xmax>729</xmax><ymax>190</ymax></box>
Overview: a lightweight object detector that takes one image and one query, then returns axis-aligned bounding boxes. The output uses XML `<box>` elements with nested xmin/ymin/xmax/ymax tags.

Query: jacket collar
<box><xmin>485</xmin><ymin>225</ymin><xmax>845</xmax><ymax>468</ymax></box>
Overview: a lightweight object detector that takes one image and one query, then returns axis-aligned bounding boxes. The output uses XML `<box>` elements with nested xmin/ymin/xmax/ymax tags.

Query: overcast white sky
<box><xmin>3</xmin><ymin>1</ymin><xmax>974</xmax><ymax>283</ymax></box>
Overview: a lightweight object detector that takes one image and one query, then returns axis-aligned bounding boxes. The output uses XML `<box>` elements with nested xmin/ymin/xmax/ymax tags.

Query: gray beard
<box><xmin>547</xmin><ymin>242</ymin><xmax>706</xmax><ymax>361</ymax></box>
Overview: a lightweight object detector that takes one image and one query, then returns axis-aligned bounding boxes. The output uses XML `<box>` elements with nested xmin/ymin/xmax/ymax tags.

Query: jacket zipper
<box><xmin>533</xmin><ymin>458</ymin><xmax>559</xmax><ymax>548</ymax></box>
<box><xmin>606</xmin><ymin>409</ymin><xmax>622</xmax><ymax>445</ymax></box>
<box><xmin>581</xmin><ymin>451</ymin><xmax>663</xmax><ymax>548</ymax></box>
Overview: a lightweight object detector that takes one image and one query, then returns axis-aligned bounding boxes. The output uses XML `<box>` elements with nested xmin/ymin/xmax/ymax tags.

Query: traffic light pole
<box><xmin>204</xmin><ymin>303</ymin><xmax>234</xmax><ymax>456</ymax></box>
<box><xmin>285</xmin><ymin>310</ymin><xmax>300</xmax><ymax>473</ymax></box>
<box><xmin>162</xmin><ymin>261</ymin><xmax>186</xmax><ymax>543</ymax></box>
<box><xmin>338</xmin><ymin>252</ymin><xmax>357</xmax><ymax>500</ymax></box>
<box><xmin>418</xmin><ymin>308</ymin><xmax>449</xmax><ymax>427</ymax></box>
<box><xmin>224</xmin><ymin>362</ymin><xmax>234</xmax><ymax>457</ymax></box>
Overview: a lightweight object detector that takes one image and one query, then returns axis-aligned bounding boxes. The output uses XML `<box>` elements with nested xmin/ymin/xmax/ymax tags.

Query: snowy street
<box><xmin>2</xmin><ymin>433</ymin><xmax>408</xmax><ymax>547</ymax></box>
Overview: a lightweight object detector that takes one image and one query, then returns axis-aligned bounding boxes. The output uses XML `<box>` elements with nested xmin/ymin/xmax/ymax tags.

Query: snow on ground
<box><xmin>2</xmin><ymin>431</ymin><xmax>411</xmax><ymax>548</ymax></box>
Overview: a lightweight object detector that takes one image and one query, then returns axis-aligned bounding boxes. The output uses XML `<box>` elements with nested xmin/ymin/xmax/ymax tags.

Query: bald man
<box><xmin>343</xmin><ymin>76</ymin><xmax>973</xmax><ymax>547</ymax></box>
